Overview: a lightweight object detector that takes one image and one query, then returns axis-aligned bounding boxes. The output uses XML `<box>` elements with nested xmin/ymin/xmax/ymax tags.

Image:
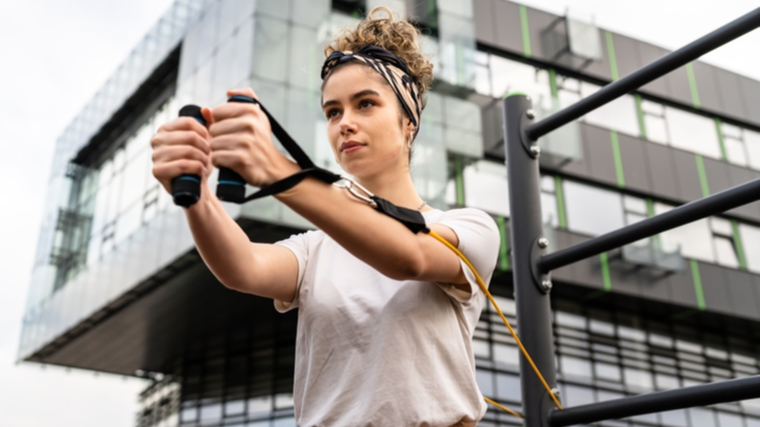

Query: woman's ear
<box><xmin>404</xmin><ymin>118</ymin><xmax>416</xmax><ymax>140</ymax></box>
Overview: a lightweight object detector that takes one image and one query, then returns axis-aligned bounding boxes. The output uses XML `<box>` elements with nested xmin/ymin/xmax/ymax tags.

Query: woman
<box><xmin>150</xmin><ymin>7</ymin><xmax>500</xmax><ymax>426</ymax></box>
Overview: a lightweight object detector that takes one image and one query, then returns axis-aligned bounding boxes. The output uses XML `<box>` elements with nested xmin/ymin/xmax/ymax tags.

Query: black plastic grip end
<box><xmin>171</xmin><ymin>104</ymin><xmax>206</xmax><ymax>208</ymax></box>
<box><xmin>216</xmin><ymin>168</ymin><xmax>246</xmax><ymax>203</ymax></box>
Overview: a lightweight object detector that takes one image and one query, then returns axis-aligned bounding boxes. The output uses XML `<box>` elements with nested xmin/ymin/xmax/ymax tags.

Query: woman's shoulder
<box><xmin>423</xmin><ymin>207</ymin><xmax>498</xmax><ymax>227</ymax></box>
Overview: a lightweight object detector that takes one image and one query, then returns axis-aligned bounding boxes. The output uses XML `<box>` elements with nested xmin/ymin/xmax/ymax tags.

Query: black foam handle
<box><xmin>214</xmin><ymin>96</ymin><xmax>251</xmax><ymax>204</ymax></box>
<box><xmin>171</xmin><ymin>105</ymin><xmax>206</xmax><ymax>208</ymax></box>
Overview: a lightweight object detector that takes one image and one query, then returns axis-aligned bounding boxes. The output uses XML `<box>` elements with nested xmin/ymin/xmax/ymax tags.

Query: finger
<box><xmin>209</xmin><ymin>151</ymin><xmax>250</xmax><ymax>176</ymax></box>
<box><xmin>208</xmin><ymin>134</ymin><xmax>253</xmax><ymax>153</ymax></box>
<box><xmin>211</xmin><ymin>101</ymin><xmax>263</xmax><ymax>123</ymax></box>
<box><xmin>226</xmin><ymin>87</ymin><xmax>257</xmax><ymax>99</ymax></box>
<box><xmin>151</xmin><ymin>130</ymin><xmax>211</xmax><ymax>155</ymax></box>
<box><xmin>201</xmin><ymin>107</ymin><xmax>214</xmax><ymax>127</ymax></box>
<box><xmin>152</xmin><ymin>144</ymin><xmax>209</xmax><ymax>166</ymax></box>
<box><xmin>207</xmin><ymin>116</ymin><xmax>259</xmax><ymax>138</ymax></box>
<box><xmin>152</xmin><ymin>159</ymin><xmax>208</xmax><ymax>182</ymax></box>
<box><xmin>157</xmin><ymin>116</ymin><xmax>210</xmax><ymax>138</ymax></box>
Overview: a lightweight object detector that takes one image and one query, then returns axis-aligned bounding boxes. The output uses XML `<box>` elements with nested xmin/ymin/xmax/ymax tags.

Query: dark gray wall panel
<box><xmin>635</xmin><ymin>42</ymin><xmax>670</xmax><ymax>98</ymax></box>
<box><xmin>617</xmin><ymin>133</ymin><xmax>652</xmax><ymax>193</ymax></box>
<box><xmin>725</xmin><ymin>166</ymin><xmax>760</xmax><ymax>220</ymax></box>
<box><xmin>698</xmin><ymin>263</ymin><xmax>732</xmax><ymax>315</ymax></box>
<box><xmin>639</xmin><ymin>272</ymin><xmax>670</xmax><ymax>303</ymax></box>
<box><xmin>607</xmin><ymin>258</ymin><xmax>642</xmax><ymax>297</ymax></box>
<box><xmin>570</xmin><ymin>234</ymin><xmax>606</xmax><ymax>290</ymax></box>
<box><xmin>473</xmin><ymin>0</ymin><xmax>497</xmax><ymax>47</ymax></box>
<box><xmin>671</xmin><ymin>150</ymin><xmax>702</xmax><ymax>201</ymax></box>
<box><xmin>524</xmin><ymin>6</ymin><xmax>560</xmax><ymax>62</ymax></box>
<box><xmin>644</xmin><ymin>142</ymin><xmax>680</xmax><ymax>200</ymax></box>
<box><xmin>723</xmin><ymin>269</ymin><xmax>759</xmax><ymax>320</ymax></box>
<box><xmin>665</xmin><ymin>66</ymin><xmax>693</xmax><ymax>107</ymax></box>
<box><xmin>667</xmin><ymin>268</ymin><xmax>698</xmax><ymax>309</ymax></box>
<box><xmin>702</xmin><ymin>157</ymin><xmax>731</xmax><ymax>195</ymax></box>
<box><xmin>492</xmin><ymin>0</ymin><xmax>523</xmax><ymax>54</ymax></box>
<box><xmin>611</xmin><ymin>33</ymin><xmax>641</xmax><ymax>79</ymax></box>
<box><xmin>738</xmin><ymin>76</ymin><xmax>760</xmax><ymax>126</ymax></box>
<box><xmin>713</xmin><ymin>68</ymin><xmax>748</xmax><ymax>122</ymax></box>
<box><xmin>692</xmin><ymin>62</ymin><xmax>722</xmax><ymax>114</ymax></box>
<box><xmin>584</xmin><ymin>124</ymin><xmax>618</xmax><ymax>187</ymax></box>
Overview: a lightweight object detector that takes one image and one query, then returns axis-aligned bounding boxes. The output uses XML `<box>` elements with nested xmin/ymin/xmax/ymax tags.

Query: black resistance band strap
<box><xmin>227</xmin><ymin>95</ymin><xmax>428</xmax><ymax>234</ymax></box>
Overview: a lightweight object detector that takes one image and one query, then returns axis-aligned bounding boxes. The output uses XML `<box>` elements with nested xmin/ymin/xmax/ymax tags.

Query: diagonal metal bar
<box><xmin>526</xmin><ymin>7</ymin><xmax>760</xmax><ymax>140</ymax></box>
<box><xmin>548</xmin><ymin>375</ymin><xmax>760</xmax><ymax>427</ymax></box>
<box><xmin>538</xmin><ymin>178</ymin><xmax>760</xmax><ymax>273</ymax></box>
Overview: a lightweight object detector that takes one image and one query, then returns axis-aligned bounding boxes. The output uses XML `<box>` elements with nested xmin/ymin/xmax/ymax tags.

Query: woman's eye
<box><xmin>325</xmin><ymin>108</ymin><xmax>340</xmax><ymax>119</ymax></box>
<box><xmin>359</xmin><ymin>99</ymin><xmax>374</xmax><ymax>109</ymax></box>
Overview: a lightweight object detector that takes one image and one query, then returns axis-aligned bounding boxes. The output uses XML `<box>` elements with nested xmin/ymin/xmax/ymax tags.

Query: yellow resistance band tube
<box><xmin>427</xmin><ymin>230</ymin><xmax>563</xmax><ymax>415</ymax></box>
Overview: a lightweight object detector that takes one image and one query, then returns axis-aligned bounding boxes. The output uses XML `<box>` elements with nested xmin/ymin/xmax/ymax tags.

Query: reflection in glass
<box><xmin>594</xmin><ymin>362</ymin><xmax>621</xmax><ymax>381</ymax></box>
<box><xmin>495</xmin><ymin>373</ymin><xmax>521</xmax><ymax>402</ymax></box>
<box><xmin>665</xmin><ymin>107</ymin><xmax>721</xmax><ymax>159</ymax></box>
<box><xmin>493</xmin><ymin>343</ymin><xmax>518</xmax><ymax>366</ymax></box>
<box><xmin>580</xmin><ymin>82</ymin><xmax>639</xmax><ymax>136</ymax></box>
<box><xmin>561</xmin><ymin>356</ymin><xmax>592</xmax><ymax>377</ymax></box>
<box><xmin>688</xmin><ymin>407</ymin><xmax>716</xmax><ymax>427</ymax></box>
<box><xmin>624</xmin><ymin>367</ymin><xmax>653</xmax><ymax>389</ymax></box>
<box><xmin>463</xmin><ymin>160</ymin><xmax>509</xmax><ymax>217</ymax></box>
<box><xmin>659</xmin><ymin>409</ymin><xmax>688</xmax><ymax>427</ymax></box>
<box><xmin>655</xmin><ymin>203</ymin><xmax>714</xmax><ymax>263</ymax></box>
<box><xmin>563</xmin><ymin>180</ymin><xmax>624</xmax><ymax>236</ymax></box>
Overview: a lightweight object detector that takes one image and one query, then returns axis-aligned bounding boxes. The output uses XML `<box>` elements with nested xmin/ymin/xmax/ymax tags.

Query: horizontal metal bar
<box><xmin>526</xmin><ymin>7</ymin><xmax>760</xmax><ymax>140</ymax></box>
<box><xmin>548</xmin><ymin>375</ymin><xmax>760</xmax><ymax>427</ymax></box>
<box><xmin>539</xmin><ymin>178</ymin><xmax>760</xmax><ymax>273</ymax></box>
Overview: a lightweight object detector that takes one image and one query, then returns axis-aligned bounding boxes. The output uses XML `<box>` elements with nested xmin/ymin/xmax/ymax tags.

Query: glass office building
<box><xmin>18</xmin><ymin>0</ymin><xmax>760</xmax><ymax>425</ymax></box>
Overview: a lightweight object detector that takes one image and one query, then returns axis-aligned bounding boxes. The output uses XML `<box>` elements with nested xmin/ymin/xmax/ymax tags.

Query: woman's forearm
<box><xmin>274</xmin><ymin>177</ymin><xmax>444</xmax><ymax>281</ymax></box>
<box><xmin>184</xmin><ymin>183</ymin><xmax>262</xmax><ymax>290</ymax></box>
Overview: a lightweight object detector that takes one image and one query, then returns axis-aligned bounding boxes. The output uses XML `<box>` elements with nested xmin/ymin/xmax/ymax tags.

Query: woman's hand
<box><xmin>150</xmin><ymin>111</ymin><xmax>212</xmax><ymax>195</ymax></box>
<box><xmin>207</xmin><ymin>88</ymin><xmax>300</xmax><ymax>188</ymax></box>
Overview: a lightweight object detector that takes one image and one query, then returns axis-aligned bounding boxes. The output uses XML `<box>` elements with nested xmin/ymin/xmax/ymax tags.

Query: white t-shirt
<box><xmin>274</xmin><ymin>208</ymin><xmax>500</xmax><ymax>427</ymax></box>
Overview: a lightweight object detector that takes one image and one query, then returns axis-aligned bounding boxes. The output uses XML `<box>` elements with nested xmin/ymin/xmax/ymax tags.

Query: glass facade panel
<box><xmin>665</xmin><ymin>107</ymin><xmax>721</xmax><ymax>159</ymax></box>
<box><xmin>463</xmin><ymin>160</ymin><xmax>509</xmax><ymax>217</ymax></box>
<box><xmin>563</xmin><ymin>180</ymin><xmax>624</xmax><ymax>236</ymax></box>
<box><xmin>580</xmin><ymin>82</ymin><xmax>640</xmax><ymax>136</ymax></box>
<box><xmin>738</xmin><ymin>223</ymin><xmax>760</xmax><ymax>273</ymax></box>
<box><xmin>744</xmin><ymin>129</ymin><xmax>760</xmax><ymax>170</ymax></box>
<box><xmin>655</xmin><ymin>203</ymin><xmax>714</xmax><ymax>262</ymax></box>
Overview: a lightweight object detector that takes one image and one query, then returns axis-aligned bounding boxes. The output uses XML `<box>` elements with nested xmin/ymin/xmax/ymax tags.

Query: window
<box><xmin>744</xmin><ymin>128</ymin><xmax>760</xmax><ymax>170</ymax></box>
<box><xmin>563</xmin><ymin>180</ymin><xmax>624</xmax><ymax>236</ymax></box>
<box><xmin>489</xmin><ymin>55</ymin><xmax>552</xmax><ymax>111</ymax></box>
<box><xmin>665</xmin><ymin>107</ymin><xmax>721</xmax><ymax>159</ymax></box>
<box><xmin>710</xmin><ymin>217</ymin><xmax>739</xmax><ymax>268</ymax></box>
<box><xmin>721</xmin><ymin>122</ymin><xmax>749</xmax><ymax>167</ymax></box>
<box><xmin>580</xmin><ymin>82</ymin><xmax>640</xmax><ymax>137</ymax></box>
<box><xmin>463</xmin><ymin>160</ymin><xmax>510</xmax><ymax>217</ymax></box>
<box><xmin>540</xmin><ymin>175</ymin><xmax>559</xmax><ymax>228</ymax></box>
<box><xmin>655</xmin><ymin>203</ymin><xmax>713</xmax><ymax>263</ymax></box>
<box><xmin>641</xmin><ymin>99</ymin><xmax>669</xmax><ymax>144</ymax></box>
<box><xmin>738</xmin><ymin>223</ymin><xmax>760</xmax><ymax>273</ymax></box>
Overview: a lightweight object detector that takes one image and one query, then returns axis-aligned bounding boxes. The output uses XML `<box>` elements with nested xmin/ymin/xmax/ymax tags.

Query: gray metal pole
<box><xmin>503</xmin><ymin>94</ymin><xmax>558</xmax><ymax>427</ymax></box>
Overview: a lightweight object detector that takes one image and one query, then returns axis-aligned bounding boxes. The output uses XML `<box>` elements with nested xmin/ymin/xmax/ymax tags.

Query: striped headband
<box><xmin>321</xmin><ymin>45</ymin><xmax>423</xmax><ymax>137</ymax></box>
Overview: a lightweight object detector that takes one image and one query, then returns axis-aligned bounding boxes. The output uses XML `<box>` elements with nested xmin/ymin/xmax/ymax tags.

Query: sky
<box><xmin>0</xmin><ymin>0</ymin><xmax>757</xmax><ymax>425</ymax></box>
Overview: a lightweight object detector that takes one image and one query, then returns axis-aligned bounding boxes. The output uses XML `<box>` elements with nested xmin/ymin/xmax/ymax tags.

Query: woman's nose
<box><xmin>339</xmin><ymin>110</ymin><xmax>358</xmax><ymax>135</ymax></box>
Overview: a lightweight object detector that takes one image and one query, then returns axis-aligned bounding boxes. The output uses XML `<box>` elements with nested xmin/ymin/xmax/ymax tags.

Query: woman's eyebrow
<box><xmin>322</xmin><ymin>89</ymin><xmax>381</xmax><ymax>109</ymax></box>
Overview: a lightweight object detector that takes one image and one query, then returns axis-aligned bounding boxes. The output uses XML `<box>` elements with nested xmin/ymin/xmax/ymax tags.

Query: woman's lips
<box><xmin>341</xmin><ymin>141</ymin><xmax>365</xmax><ymax>153</ymax></box>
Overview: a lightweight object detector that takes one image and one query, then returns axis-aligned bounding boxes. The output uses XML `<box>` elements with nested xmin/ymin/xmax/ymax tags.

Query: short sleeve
<box><xmin>272</xmin><ymin>230</ymin><xmax>317</xmax><ymax>312</ymax></box>
<box><xmin>433</xmin><ymin>208</ymin><xmax>501</xmax><ymax>304</ymax></box>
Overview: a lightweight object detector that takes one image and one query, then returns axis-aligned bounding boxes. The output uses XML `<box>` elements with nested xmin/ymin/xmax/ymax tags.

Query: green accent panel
<box><xmin>685</xmin><ymin>62</ymin><xmax>701</xmax><ymax>109</ymax></box>
<box><xmin>427</xmin><ymin>0</ymin><xmax>437</xmax><ymax>29</ymax></box>
<box><xmin>549</xmin><ymin>68</ymin><xmax>558</xmax><ymax>98</ymax></box>
<box><xmin>635</xmin><ymin>94</ymin><xmax>647</xmax><ymax>139</ymax></box>
<box><xmin>695</xmin><ymin>154</ymin><xmax>711</xmax><ymax>198</ymax></box>
<box><xmin>504</xmin><ymin>91</ymin><xmax>529</xmax><ymax>98</ymax></box>
<box><xmin>454</xmin><ymin>155</ymin><xmax>465</xmax><ymax>206</ymax></box>
<box><xmin>600</xmin><ymin>252</ymin><xmax>612</xmax><ymax>291</ymax></box>
<box><xmin>605</xmin><ymin>31</ymin><xmax>619</xmax><ymax>81</ymax></box>
<box><xmin>554</xmin><ymin>175</ymin><xmax>567</xmax><ymax>228</ymax></box>
<box><xmin>732</xmin><ymin>219</ymin><xmax>748</xmax><ymax>270</ymax></box>
<box><xmin>497</xmin><ymin>216</ymin><xmax>510</xmax><ymax>271</ymax></box>
<box><xmin>690</xmin><ymin>259</ymin><xmax>706</xmax><ymax>310</ymax></box>
<box><xmin>610</xmin><ymin>131</ymin><xmax>625</xmax><ymax>188</ymax></box>
<box><xmin>714</xmin><ymin>117</ymin><xmax>727</xmax><ymax>161</ymax></box>
<box><xmin>519</xmin><ymin>5</ymin><xmax>532</xmax><ymax>58</ymax></box>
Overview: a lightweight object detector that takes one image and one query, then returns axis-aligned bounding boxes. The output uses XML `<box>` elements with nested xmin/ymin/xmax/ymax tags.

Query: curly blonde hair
<box><xmin>323</xmin><ymin>6</ymin><xmax>434</xmax><ymax>95</ymax></box>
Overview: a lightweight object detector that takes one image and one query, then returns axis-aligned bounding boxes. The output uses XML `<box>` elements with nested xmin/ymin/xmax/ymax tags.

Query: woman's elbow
<box><xmin>382</xmin><ymin>253</ymin><xmax>426</xmax><ymax>281</ymax></box>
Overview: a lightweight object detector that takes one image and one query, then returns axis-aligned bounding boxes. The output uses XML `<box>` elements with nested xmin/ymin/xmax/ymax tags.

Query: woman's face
<box><xmin>321</xmin><ymin>64</ymin><xmax>412</xmax><ymax>179</ymax></box>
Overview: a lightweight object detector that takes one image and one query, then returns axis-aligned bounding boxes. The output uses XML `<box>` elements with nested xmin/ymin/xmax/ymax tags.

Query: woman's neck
<box><xmin>355</xmin><ymin>162</ymin><xmax>428</xmax><ymax>211</ymax></box>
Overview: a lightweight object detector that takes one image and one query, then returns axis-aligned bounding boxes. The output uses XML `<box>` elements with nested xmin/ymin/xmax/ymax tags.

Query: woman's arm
<box><xmin>150</xmin><ymin>113</ymin><xmax>299</xmax><ymax>301</ymax></box>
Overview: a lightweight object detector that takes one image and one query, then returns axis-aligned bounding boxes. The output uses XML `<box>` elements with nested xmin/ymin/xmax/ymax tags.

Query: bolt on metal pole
<box><xmin>503</xmin><ymin>94</ymin><xmax>558</xmax><ymax>427</ymax></box>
